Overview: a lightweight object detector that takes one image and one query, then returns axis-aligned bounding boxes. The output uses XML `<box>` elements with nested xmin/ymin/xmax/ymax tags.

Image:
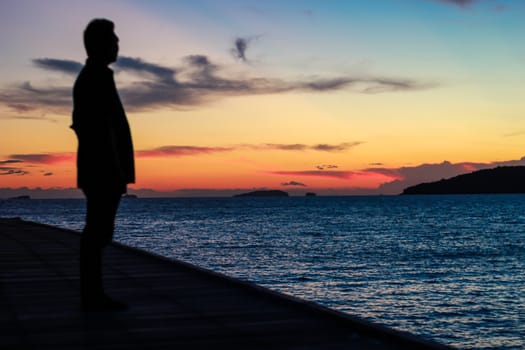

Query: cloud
<box><xmin>186</xmin><ymin>54</ymin><xmax>214</xmax><ymax>69</ymax></box>
<box><xmin>0</xmin><ymin>159</ymin><xmax>23</xmax><ymax>165</ymax></box>
<box><xmin>301</xmin><ymin>77</ymin><xmax>360</xmax><ymax>91</ymax></box>
<box><xmin>0</xmin><ymin>167</ymin><xmax>28</xmax><ymax>176</ymax></box>
<box><xmin>32</xmin><ymin>58</ymin><xmax>83</xmax><ymax>75</ymax></box>
<box><xmin>316</xmin><ymin>164</ymin><xmax>338</xmax><ymax>170</ymax></box>
<box><xmin>433</xmin><ymin>0</ymin><xmax>477</xmax><ymax>7</ymax></box>
<box><xmin>281</xmin><ymin>181</ymin><xmax>307</xmax><ymax>187</ymax></box>
<box><xmin>116</xmin><ymin>56</ymin><xmax>176</xmax><ymax>83</ymax></box>
<box><xmin>269</xmin><ymin>170</ymin><xmax>356</xmax><ymax>179</ymax></box>
<box><xmin>137</xmin><ymin>142</ymin><xmax>360</xmax><ymax>158</ymax></box>
<box><xmin>31</xmin><ymin>56</ymin><xmax>177</xmax><ymax>81</ymax></box>
<box><xmin>234</xmin><ymin>38</ymin><xmax>248</xmax><ymax>61</ymax></box>
<box><xmin>184</xmin><ymin>55</ymin><xmax>221</xmax><ymax>83</ymax></box>
<box><xmin>367</xmin><ymin>156</ymin><xmax>525</xmax><ymax>194</ymax></box>
<box><xmin>8</xmin><ymin>153</ymin><xmax>74</xmax><ymax>164</ymax></box>
<box><xmin>261</xmin><ymin>144</ymin><xmax>307</xmax><ymax>151</ymax></box>
<box><xmin>312</xmin><ymin>143</ymin><xmax>361</xmax><ymax>151</ymax></box>
<box><xmin>5</xmin><ymin>142</ymin><xmax>359</xmax><ymax>167</ymax></box>
<box><xmin>0</xmin><ymin>52</ymin><xmax>436</xmax><ymax>116</ymax></box>
<box><xmin>43</xmin><ymin>172</ymin><xmax>53</xmax><ymax>176</ymax></box>
<box><xmin>431</xmin><ymin>0</ymin><xmax>508</xmax><ymax>12</ymax></box>
<box><xmin>361</xmin><ymin>78</ymin><xmax>431</xmax><ymax>94</ymax></box>
<box><xmin>231</xmin><ymin>37</ymin><xmax>252</xmax><ymax>62</ymax></box>
<box><xmin>270</xmin><ymin>156</ymin><xmax>525</xmax><ymax>194</ymax></box>
<box><xmin>0</xmin><ymin>81</ymin><xmax>72</xmax><ymax>114</ymax></box>
<box><xmin>136</xmin><ymin>145</ymin><xmax>233</xmax><ymax>157</ymax></box>
<box><xmin>0</xmin><ymin>159</ymin><xmax>28</xmax><ymax>176</ymax></box>
<box><xmin>429</xmin><ymin>0</ymin><xmax>509</xmax><ymax>12</ymax></box>
<box><xmin>6</xmin><ymin>104</ymin><xmax>38</xmax><ymax>112</ymax></box>
<box><xmin>255</xmin><ymin>142</ymin><xmax>361</xmax><ymax>152</ymax></box>
<box><xmin>489</xmin><ymin>156</ymin><xmax>525</xmax><ymax>167</ymax></box>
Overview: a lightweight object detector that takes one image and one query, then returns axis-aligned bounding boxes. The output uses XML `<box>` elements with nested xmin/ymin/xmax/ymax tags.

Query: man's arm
<box><xmin>72</xmin><ymin>71</ymin><xmax>125</xmax><ymax>187</ymax></box>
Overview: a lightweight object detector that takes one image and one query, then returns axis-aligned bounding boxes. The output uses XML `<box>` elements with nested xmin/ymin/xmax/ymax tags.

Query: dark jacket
<box><xmin>71</xmin><ymin>59</ymin><xmax>135</xmax><ymax>193</ymax></box>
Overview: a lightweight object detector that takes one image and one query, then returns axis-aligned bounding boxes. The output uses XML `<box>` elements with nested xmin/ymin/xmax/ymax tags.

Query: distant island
<box><xmin>305</xmin><ymin>192</ymin><xmax>317</xmax><ymax>197</ymax></box>
<box><xmin>402</xmin><ymin>166</ymin><xmax>525</xmax><ymax>195</ymax></box>
<box><xmin>234</xmin><ymin>190</ymin><xmax>289</xmax><ymax>197</ymax></box>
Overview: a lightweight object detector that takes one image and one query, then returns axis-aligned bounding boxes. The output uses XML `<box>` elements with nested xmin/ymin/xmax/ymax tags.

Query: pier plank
<box><xmin>0</xmin><ymin>218</ymin><xmax>452</xmax><ymax>349</ymax></box>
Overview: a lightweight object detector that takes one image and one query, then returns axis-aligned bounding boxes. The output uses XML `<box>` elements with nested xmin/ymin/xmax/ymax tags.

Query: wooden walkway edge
<box><xmin>0</xmin><ymin>218</ymin><xmax>453</xmax><ymax>349</ymax></box>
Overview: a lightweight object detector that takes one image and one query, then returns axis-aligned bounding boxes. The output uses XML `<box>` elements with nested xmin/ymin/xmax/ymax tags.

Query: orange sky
<box><xmin>1</xmin><ymin>0</ymin><xmax>525</xmax><ymax>197</ymax></box>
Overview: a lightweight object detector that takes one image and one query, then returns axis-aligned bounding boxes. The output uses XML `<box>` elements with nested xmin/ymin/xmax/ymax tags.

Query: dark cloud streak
<box><xmin>136</xmin><ymin>142</ymin><xmax>360</xmax><ymax>158</ymax></box>
<box><xmin>8</xmin><ymin>153</ymin><xmax>74</xmax><ymax>164</ymax></box>
<box><xmin>313</xmin><ymin>143</ymin><xmax>361</xmax><ymax>152</ymax></box>
<box><xmin>231</xmin><ymin>37</ymin><xmax>250</xmax><ymax>62</ymax></box>
<box><xmin>1</xmin><ymin>81</ymin><xmax>71</xmax><ymax>114</ymax></box>
<box><xmin>0</xmin><ymin>53</ymin><xmax>437</xmax><ymax>116</ymax></box>
<box><xmin>252</xmin><ymin>142</ymin><xmax>361</xmax><ymax>152</ymax></box>
<box><xmin>316</xmin><ymin>164</ymin><xmax>338</xmax><ymax>170</ymax></box>
<box><xmin>32</xmin><ymin>58</ymin><xmax>83</xmax><ymax>75</ymax></box>
<box><xmin>0</xmin><ymin>167</ymin><xmax>28</xmax><ymax>176</ymax></box>
<box><xmin>116</xmin><ymin>56</ymin><xmax>176</xmax><ymax>83</ymax></box>
<box><xmin>6</xmin><ymin>142</ymin><xmax>359</xmax><ymax>166</ymax></box>
<box><xmin>0</xmin><ymin>159</ymin><xmax>28</xmax><ymax>176</ymax></box>
<box><xmin>281</xmin><ymin>181</ymin><xmax>306</xmax><ymax>187</ymax></box>
<box><xmin>137</xmin><ymin>145</ymin><xmax>233</xmax><ymax>157</ymax></box>
<box><xmin>0</xmin><ymin>159</ymin><xmax>23</xmax><ymax>165</ymax></box>
<box><xmin>270</xmin><ymin>170</ymin><xmax>355</xmax><ymax>179</ymax></box>
<box><xmin>433</xmin><ymin>0</ymin><xmax>476</xmax><ymax>7</ymax></box>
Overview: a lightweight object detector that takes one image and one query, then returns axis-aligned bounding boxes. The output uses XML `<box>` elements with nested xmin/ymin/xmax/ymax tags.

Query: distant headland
<box><xmin>402</xmin><ymin>166</ymin><xmax>525</xmax><ymax>195</ymax></box>
<box><xmin>234</xmin><ymin>190</ymin><xmax>289</xmax><ymax>197</ymax></box>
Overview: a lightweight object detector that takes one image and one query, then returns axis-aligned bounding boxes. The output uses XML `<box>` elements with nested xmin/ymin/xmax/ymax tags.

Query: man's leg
<box><xmin>80</xmin><ymin>188</ymin><xmax>124</xmax><ymax>311</ymax></box>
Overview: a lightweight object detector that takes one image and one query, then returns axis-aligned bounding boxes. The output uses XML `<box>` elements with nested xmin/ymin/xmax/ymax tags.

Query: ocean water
<box><xmin>1</xmin><ymin>194</ymin><xmax>523</xmax><ymax>349</ymax></box>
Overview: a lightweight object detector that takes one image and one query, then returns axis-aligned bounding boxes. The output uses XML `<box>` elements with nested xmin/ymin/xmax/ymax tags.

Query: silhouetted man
<box><xmin>72</xmin><ymin>19</ymin><xmax>135</xmax><ymax>311</ymax></box>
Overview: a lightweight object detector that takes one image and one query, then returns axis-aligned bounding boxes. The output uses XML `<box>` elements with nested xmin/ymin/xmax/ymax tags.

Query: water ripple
<box><xmin>2</xmin><ymin>195</ymin><xmax>524</xmax><ymax>349</ymax></box>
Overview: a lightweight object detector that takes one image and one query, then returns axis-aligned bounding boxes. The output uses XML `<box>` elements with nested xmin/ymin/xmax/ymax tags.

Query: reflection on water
<box><xmin>2</xmin><ymin>194</ymin><xmax>524</xmax><ymax>349</ymax></box>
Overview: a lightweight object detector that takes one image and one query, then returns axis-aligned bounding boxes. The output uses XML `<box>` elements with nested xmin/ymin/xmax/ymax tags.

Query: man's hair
<box><xmin>83</xmin><ymin>18</ymin><xmax>115</xmax><ymax>58</ymax></box>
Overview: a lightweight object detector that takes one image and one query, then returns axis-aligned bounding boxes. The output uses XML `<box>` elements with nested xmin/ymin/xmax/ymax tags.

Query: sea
<box><xmin>1</xmin><ymin>194</ymin><xmax>523</xmax><ymax>349</ymax></box>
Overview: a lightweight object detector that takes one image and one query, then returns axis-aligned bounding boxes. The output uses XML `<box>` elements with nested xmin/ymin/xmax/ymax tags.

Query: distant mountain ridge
<box><xmin>402</xmin><ymin>166</ymin><xmax>525</xmax><ymax>195</ymax></box>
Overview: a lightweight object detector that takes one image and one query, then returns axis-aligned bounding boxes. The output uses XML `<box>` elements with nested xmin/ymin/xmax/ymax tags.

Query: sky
<box><xmin>1</xmin><ymin>0</ymin><xmax>525</xmax><ymax>198</ymax></box>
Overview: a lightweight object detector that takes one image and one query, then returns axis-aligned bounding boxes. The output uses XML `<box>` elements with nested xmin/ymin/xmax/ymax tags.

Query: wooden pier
<box><xmin>0</xmin><ymin>218</ymin><xmax>452</xmax><ymax>349</ymax></box>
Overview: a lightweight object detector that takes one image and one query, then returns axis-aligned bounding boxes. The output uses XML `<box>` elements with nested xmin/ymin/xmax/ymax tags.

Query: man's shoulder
<box><xmin>74</xmin><ymin>65</ymin><xmax>112</xmax><ymax>91</ymax></box>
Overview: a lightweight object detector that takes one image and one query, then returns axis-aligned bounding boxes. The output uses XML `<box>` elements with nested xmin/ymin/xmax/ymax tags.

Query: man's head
<box><xmin>83</xmin><ymin>19</ymin><xmax>119</xmax><ymax>64</ymax></box>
